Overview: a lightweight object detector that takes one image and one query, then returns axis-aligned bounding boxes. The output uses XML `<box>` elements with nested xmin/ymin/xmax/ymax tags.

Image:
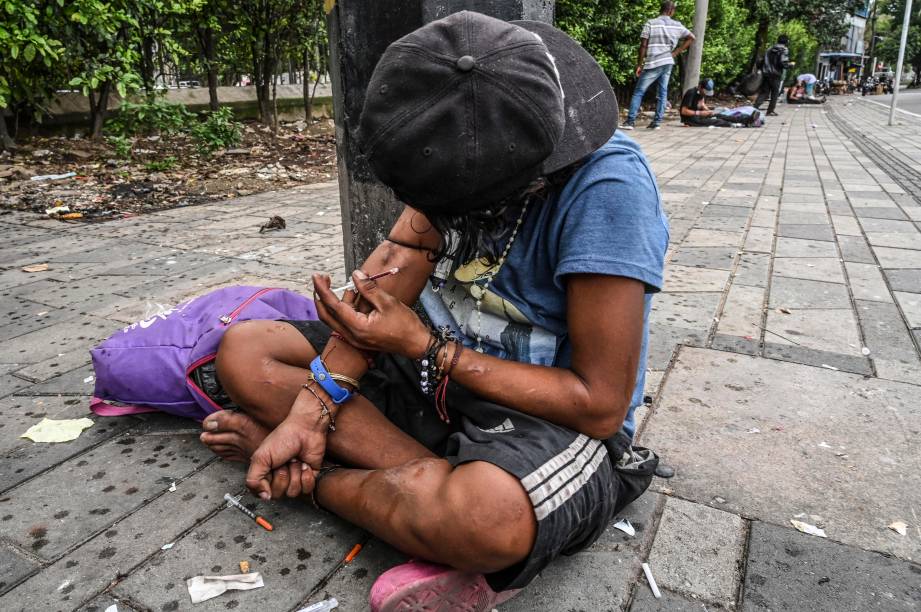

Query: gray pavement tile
<box><xmin>113</xmin><ymin>497</ymin><xmax>363</xmax><ymax>612</ymax></box>
<box><xmin>0</xmin><ymin>543</ymin><xmax>39</xmax><ymax>596</ymax></box>
<box><xmin>777</xmin><ymin>211</ymin><xmax>829</xmax><ymax>225</ymax></box>
<box><xmin>0</xmin><ymin>370</ymin><xmax>32</xmax><ymax>398</ymax></box>
<box><xmin>646</xmin><ymin>497</ymin><xmax>745</xmax><ymax>606</ymax></box>
<box><xmin>743</xmin><ymin>226</ymin><xmax>774</xmax><ymax>253</ymax></box>
<box><xmin>769</xmin><ymin>277</ymin><xmax>851</xmax><ymax>309</ymax></box>
<box><xmin>0</xmin><ymin>316</ymin><xmax>111</xmax><ymax>365</ymax></box>
<box><xmin>1</xmin><ymin>414</ymin><xmax>135</xmax><ymax>494</ymax></box>
<box><xmin>668</xmin><ymin>247</ymin><xmax>738</xmax><ymax>270</ymax></box>
<box><xmin>772</xmin><ymin>257</ymin><xmax>845</xmax><ymax>284</ymax></box>
<box><xmin>652</xmin><ymin>292</ymin><xmax>723</xmax><ymax>330</ymax></box>
<box><xmin>682</xmin><ymin>229</ymin><xmax>744</xmax><ymax>248</ymax></box>
<box><xmin>844</xmin><ymin>262</ymin><xmax>893</xmax><ymax>302</ymax></box>
<box><xmin>838</xmin><ymin>235</ymin><xmax>877</xmax><ymax>264</ymax></box>
<box><xmin>894</xmin><ymin>291</ymin><xmax>921</xmax><ymax>328</ymax></box>
<box><xmin>0</xmin><ymin>394</ymin><xmax>95</xmax><ymax>456</ymax></box>
<box><xmin>701</xmin><ymin>205</ymin><xmax>752</xmax><ymax>217</ymax></box>
<box><xmin>631</xmin><ymin>587</ymin><xmax>732</xmax><ymax>611</ymax></box>
<box><xmin>691</xmin><ymin>216</ymin><xmax>749</xmax><ymax>232</ymax></box>
<box><xmin>762</xmin><ymin>342</ymin><xmax>872</xmax><ymax>375</ymax></box>
<box><xmin>743</xmin><ymin>522</ymin><xmax>921</xmax><ymax>612</ymax></box>
<box><xmin>733</xmin><ymin>253</ymin><xmax>771</xmax><ymax>288</ymax></box>
<box><xmin>79</xmin><ymin>593</ymin><xmax>138</xmax><ymax>612</ymax></box>
<box><xmin>20</xmin><ymin>275</ymin><xmax>152</xmax><ymax>311</ymax></box>
<box><xmin>830</xmin><ymin>214</ymin><xmax>862</xmax><ymax>236</ymax></box>
<box><xmin>777</xmin><ymin>224</ymin><xmax>835</xmax><ymax>242</ymax></box>
<box><xmin>866</xmin><ymin>231</ymin><xmax>921</xmax><ymax>250</ymax></box>
<box><xmin>102</xmin><ymin>251</ymin><xmax>222</xmax><ymax>276</ymax></box>
<box><xmin>711</xmin><ymin>334</ymin><xmax>761</xmax><ymax>356</ymax></box>
<box><xmin>647</xmin><ymin>325</ymin><xmax>709</xmax><ymax>371</ymax></box>
<box><xmin>859</xmin><ymin>218</ymin><xmax>919</xmax><ymax>233</ymax></box>
<box><xmin>853</xmin><ymin>207</ymin><xmax>909</xmax><ymax>220</ymax></box>
<box><xmin>874</xmin><ymin>246</ymin><xmax>921</xmax><ymax>268</ymax></box>
<box><xmin>716</xmin><ymin>284</ymin><xmax>764</xmax><ymax>339</ymax></box>
<box><xmin>884</xmin><ymin>269</ymin><xmax>921</xmax><ymax>293</ymax></box>
<box><xmin>774</xmin><ymin>237</ymin><xmax>838</xmax><ymax>258</ymax></box>
<box><xmin>0</xmin><ymin>432</ymin><xmax>212</xmax><ymax>560</ymax></box>
<box><xmin>0</xmin><ymin>460</ymin><xmax>241</xmax><ymax>611</ymax></box>
<box><xmin>663</xmin><ymin>266</ymin><xmax>731</xmax><ymax>292</ymax></box>
<box><xmin>16</xmin><ymin>363</ymin><xmax>96</xmax><ymax>396</ymax></box>
<box><xmin>825</xmin><ymin>199</ymin><xmax>853</xmax><ymax>215</ymax></box>
<box><xmin>13</xmin><ymin>348</ymin><xmax>91</xmax><ymax>383</ymax></box>
<box><xmin>0</xmin><ymin>297</ymin><xmax>74</xmax><ymax>346</ymax></box>
<box><xmin>855</xmin><ymin>300</ymin><xmax>921</xmax><ymax>384</ymax></box>
<box><xmin>641</xmin><ymin>347</ymin><xmax>918</xmax><ymax>561</ymax></box>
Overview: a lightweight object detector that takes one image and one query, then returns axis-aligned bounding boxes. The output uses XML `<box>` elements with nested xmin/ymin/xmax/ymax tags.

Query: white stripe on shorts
<box><xmin>520</xmin><ymin>435</ymin><xmax>609</xmax><ymax>520</ymax></box>
<box><xmin>533</xmin><ymin>442</ymin><xmax>608</xmax><ymax>520</ymax></box>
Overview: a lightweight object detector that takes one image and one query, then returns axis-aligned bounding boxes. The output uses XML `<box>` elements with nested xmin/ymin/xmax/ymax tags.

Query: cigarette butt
<box><xmin>642</xmin><ymin>562</ymin><xmax>661</xmax><ymax>599</ymax></box>
<box><xmin>239</xmin><ymin>560</ymin><xmax>250</xmax><ymax>573</ymax></box>
<box><xmin>344</xmin><ymin>543</ymin><xmax>363</xmax><ymax>564</ymax></box>
<box><xmin>256</xmin><ymin>516</ymin><xmax>273</xmax><ymax>531</ymax></box>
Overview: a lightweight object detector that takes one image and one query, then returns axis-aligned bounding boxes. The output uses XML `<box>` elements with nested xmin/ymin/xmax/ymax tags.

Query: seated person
<box><xmin>680</xmin><ymin>78</ymin><xmax>734</xmax><ymax>127</ymax></box>
<box><xmin>197</xmin><ymin>12</ymin><xmax>666</xmax><ymax>612</ymax></box>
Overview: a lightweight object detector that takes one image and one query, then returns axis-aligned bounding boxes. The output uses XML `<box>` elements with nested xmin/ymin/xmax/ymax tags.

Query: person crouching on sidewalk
<box><xmin>198</xmin><ymin>11</ymin><xmax>667</xmax><ymax>612</ymax></box>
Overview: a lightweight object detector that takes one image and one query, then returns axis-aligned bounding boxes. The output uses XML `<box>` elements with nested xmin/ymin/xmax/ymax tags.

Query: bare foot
<box><xmin>200</xmin><ymin>410</ymin><xmax>270</xmax><ymax>462</ymax></box>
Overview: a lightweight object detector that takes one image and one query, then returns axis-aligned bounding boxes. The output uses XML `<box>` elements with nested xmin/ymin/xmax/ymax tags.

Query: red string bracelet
<box><xmin>435</xmin><ymin>341</ymin><xmax>463</xmax><ymax>423</ymax></box>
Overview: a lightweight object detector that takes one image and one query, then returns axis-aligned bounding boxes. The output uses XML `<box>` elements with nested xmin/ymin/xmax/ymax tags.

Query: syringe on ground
<box><xmin>224</xmin><ymin>493</ymin><xmax>273</xmax><ymax>531</ymax></box>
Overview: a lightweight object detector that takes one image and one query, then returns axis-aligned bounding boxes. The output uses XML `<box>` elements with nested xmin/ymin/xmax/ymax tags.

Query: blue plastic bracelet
<box><xmin>309</xmin><ymin>356</ymin><xmax>353</xmax><ymax>405</ymax></box>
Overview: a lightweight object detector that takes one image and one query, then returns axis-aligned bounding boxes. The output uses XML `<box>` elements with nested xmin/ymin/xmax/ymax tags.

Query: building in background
<box><xmin>817</xmin><ymin>1</ymin><xmax>870</xmax><ymax>82</ymax></box>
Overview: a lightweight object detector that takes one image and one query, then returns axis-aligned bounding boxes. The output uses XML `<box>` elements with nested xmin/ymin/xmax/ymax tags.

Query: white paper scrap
<box><xmin>169</xmin><ymin>481</ymin><xmax>177</xmax><ymax>492</ymax></box>
<box><xmin>186</xmin><ymin>573</ymin><xmax>264</xmax><ymax>604</ymax></box>
<box><xmin>612</xmin><ymin>518</ymin><xmax>636</xmax><ymax>537</ymax></box>
<box><xmin>161</xmin><ymin>542</ymin><xmax>175</xmax><ymax>550</ymax></box>
<box><xmin>790</xmin><ymin>519</ymin><xmax>827</xmax><ymax>538</ymax></box>
<box><xmin>889</xmin><ymin>521</ymin><xmax>908</xmax><ymax>536</ymax></box>
<box><xmin>105</xmin><ymin>605</ymin><xmax>118</xmax><ymax>612</ymax></box>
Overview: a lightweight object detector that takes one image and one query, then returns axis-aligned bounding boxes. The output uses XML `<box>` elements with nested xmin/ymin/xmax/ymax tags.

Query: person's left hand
<box><xmin>313</xmin><ymin>270</ymin><xmax>431</xmax><ymax>358</ymax></box>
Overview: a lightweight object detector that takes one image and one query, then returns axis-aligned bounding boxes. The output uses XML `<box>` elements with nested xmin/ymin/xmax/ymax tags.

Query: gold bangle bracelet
<box><xmin>306</xmin><ymin>371</ymin><xmax>361</xmax><ymax>391</ymax></box>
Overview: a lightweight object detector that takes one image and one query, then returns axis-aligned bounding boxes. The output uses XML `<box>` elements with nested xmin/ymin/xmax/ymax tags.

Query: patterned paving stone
<box><xmin>894</xmin><ymin>291</ymin><xmax>921</xmax><ymax>328</ymax></box>
<box><xmin>733</xmin><ymin>253</ymin><xmax>771</xmax><ymax>288</ymax></box>
<box><xmin>774</xmin><ymin>237</ymin><xmax>838</xmax><ymax>258</ymax></box>
<box><xmin>646</xmin><ymin>497</ymin><xmax>745</xmax><ymax>606</ymax></box>
<box><xmin>743</xmin><ymin>522</ymin><xmax>921</xmax><ymax>612</ymax></box>
<box><xmin>642</xmin><ymin>347</ymin><xmax>920</xmax><ymax>561</ymax></box>
<box><xmin>838</xmin><ymin>235</ymin><xmax>877</xmax><ymax>264</ymax></box>
<box><xmin>873</xmin><ymin>246</ymin><xmax>921</xmax><ymax>268</ymax></box>
<box><xmin>0</xmin><ymin>433</ymin><xmax>212</xmax><ymax>560</ymax></box>
<box><xmin>884</xmin><ymin>268</ymin><xmax>921</xmax><ymax>293</ymax></box>
<box><xmin>717</xmin><ymin>284</ymin><xmax>764</xmax><ymax>338</ymax></box>
<box><xmin>771</xmin><ymin>257</ymin><xmax>845</xmax><ymax>284</ymax></box>
<box><xmin>866</xmin><ymin>231</ymin><xmax>921</xmax><ymax>250</ymax></box>
<box><xmin>663</xmin><ymin>266</ymin><xmax>731</xmax><ymax>292</ymax></box>
<box><xmin>777</xmin><ymin>223</ymin><xmax>835</xmax><ymax>242</ymax></box>
<box><xmin>668</xmin><ymin>247</ymin><xmax>738</xmax><ymax>270</ymax></box>
<box><xmin>855</xmin><ymin>300</ymin><xmax>921</xmax><ymax>385</ymax></box>
<box><xmin>844</xmin><ymin>262</ymin><xmax>893</xmax><ymax>302</ymax></box>
<box><xmin>764</xmin><ymin>307</ymin><xmax>862</xmax><ymax>355</ymax></box>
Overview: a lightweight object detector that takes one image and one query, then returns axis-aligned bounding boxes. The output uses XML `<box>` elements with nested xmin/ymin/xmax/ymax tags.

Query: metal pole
<box><xmin>682</xmin><ymin>0</ymin><xmax>709</xmax><ymax>95</ymax></box>
<box><xmin>889</xmin><ymin>0</ymin><xmax>913</xmax><ymax>126</ymax></box>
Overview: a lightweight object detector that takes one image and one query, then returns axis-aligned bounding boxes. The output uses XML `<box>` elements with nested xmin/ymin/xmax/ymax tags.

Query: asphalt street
<box><xmin>862</xmin><ymin>87</ymin><xmax>921</xmax><ymax>116</ymax></box>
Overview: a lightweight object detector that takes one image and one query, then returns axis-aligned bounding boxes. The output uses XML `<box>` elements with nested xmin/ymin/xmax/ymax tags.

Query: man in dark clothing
<box><xmin>754</xmin><ymin>34</ymin><xmax>794</xmax><ymax>116</ymax></box>
<box><xmin>680</xmin><ymin>79</ymin><xmax>735</xmax><ymax>127</ymax></box>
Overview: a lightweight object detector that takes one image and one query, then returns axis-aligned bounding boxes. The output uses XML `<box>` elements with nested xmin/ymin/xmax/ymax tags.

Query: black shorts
<box><xmin>210</xmin><ymin>320</ymin><xmax>658</xmax><ymax>591</ymax></box>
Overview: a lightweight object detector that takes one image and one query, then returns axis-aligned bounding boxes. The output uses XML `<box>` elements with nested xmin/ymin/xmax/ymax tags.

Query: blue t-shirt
<box><xmin>420</xmin><ymin>131</ymin><xmax>669</xmax><ymax>438</ymax></box>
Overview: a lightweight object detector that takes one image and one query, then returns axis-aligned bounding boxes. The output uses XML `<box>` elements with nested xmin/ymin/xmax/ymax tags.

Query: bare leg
<box><xmin>204</xmin><ymin>320</ymin><xmax>434</xmax><ymax>469</ymax></box>
<box><xmin>205</xmin><ymin>321</ymin><xmax>537</xmax><ymax>573</ymax></box>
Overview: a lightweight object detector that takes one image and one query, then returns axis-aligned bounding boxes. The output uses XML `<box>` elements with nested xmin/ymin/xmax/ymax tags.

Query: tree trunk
<box><xmin>748</xmin><ymin>16</ymin><xmax>770</xmax><ymax>74</ymax></box>
<box><xmin>90</xmin><ymin>82</ymin><xmax>112</xmax><ymax>140</ymax></box>
<box><xmin>0</xmin><ymin>111</ymin><xmax>14</xmax><ymax>151</ymax></box>
<box><xmin>303</xmin><ymin>46</ymin><xmax>311</xmax><ymax>121</ymax></box>
<box><xmin>141</xmin><ymin>36</ymin><xmax>156</xmax><ymax>94</ymax></box>
<box><xmin>204</xmin><ymin>27</ymin><xmax>219</xmax><ymax>110</ymax></box>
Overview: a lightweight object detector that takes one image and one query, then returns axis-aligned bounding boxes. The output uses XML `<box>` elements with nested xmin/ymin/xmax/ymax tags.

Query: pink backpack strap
<box><xmin>91</xmin><ymin>397</ymin><xmax>159</xmax><ymax>417</ymax></box>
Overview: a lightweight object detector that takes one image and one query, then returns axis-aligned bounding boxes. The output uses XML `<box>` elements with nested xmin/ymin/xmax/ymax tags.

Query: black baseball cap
<box><xmin>357</xmin><ymin>11</ymin><xmax>617</xmax><ymax>213</ymax></box>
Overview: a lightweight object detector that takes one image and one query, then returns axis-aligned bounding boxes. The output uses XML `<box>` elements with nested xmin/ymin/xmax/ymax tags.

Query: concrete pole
<box><xmin>326</xmin><ymin>0</ymin><xmax>554</xmax><ymax>271</ymax></box>
<box><xmin>889</xmin><ymin>0</ymin><xmax>913</xmax><ymax>126</ymax></box>
<box><xmin>682</xmin><ymin>0</ymin><xmax>709</xmax><ymax>95</ymax></box>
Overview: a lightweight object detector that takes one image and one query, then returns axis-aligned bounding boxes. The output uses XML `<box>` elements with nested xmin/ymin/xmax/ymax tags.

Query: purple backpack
<box><xmin>90</xmin><ymin>286</ymin><xmax>317</xmax><ymax>421</ymax></box>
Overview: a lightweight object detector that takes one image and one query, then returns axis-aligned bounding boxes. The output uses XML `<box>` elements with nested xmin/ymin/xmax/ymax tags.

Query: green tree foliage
<box><xmin>876</xmin><ymin>0</ymin><xmax>921</xmax><ymax>85</ymax></box>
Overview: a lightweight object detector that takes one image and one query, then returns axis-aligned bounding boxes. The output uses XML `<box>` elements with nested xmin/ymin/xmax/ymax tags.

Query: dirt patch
<box><xmin>0</xmin><ymin>119</ymin><xmax>337</xmax><ymax>222</ymax></box>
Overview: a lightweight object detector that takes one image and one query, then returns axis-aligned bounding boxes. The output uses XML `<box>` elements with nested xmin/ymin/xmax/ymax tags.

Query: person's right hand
<box><xmin>635</xmin><ymin>65</ymin><xmax>643</xmax><ymax>77</ymax></box>
<box><xmin>245</xmin><ymin>393</ymin><xmax>329</xmax><ymax>500</ymax></box>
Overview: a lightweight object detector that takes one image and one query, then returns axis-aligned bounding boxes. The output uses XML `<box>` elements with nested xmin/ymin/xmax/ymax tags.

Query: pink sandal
<box><xmin>370</xmin><ymin>560</ymin><xmax>521</xmax><ymax>611</ymax></box>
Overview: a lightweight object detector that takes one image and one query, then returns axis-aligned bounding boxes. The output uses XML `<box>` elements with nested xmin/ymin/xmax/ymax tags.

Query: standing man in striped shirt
<box><xmin>622</xmin><ymin>1</ymin><xmax>695</xmax><ymax>130</ymax></box>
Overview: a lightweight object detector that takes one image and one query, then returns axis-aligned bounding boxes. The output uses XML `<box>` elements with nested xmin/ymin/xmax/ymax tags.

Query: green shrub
<box><xmin>189</xmin><ymin>107</ymin><xmax>243</xmax><ymax>154</ymax></box>
<box><xmin>106</xmin><ymin>134</ymin><xmax>132</xmax><ymax>159</ymax></box>
<box><xmin>107</xmin><ymin>98</ymin><xmax>195</xmax><ymax>136</ymax></box>
<box><xmin>144</xmin><ymin>156</ymin><xmax>177</xmax><ymax>172</ymax></box>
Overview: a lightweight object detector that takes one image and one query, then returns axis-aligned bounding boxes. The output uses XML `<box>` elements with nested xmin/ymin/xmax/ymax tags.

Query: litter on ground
<box><xmin>186</xmin><ymin>572</ymin><xmax>264</xmax><ymax>604</ymax></box>
<box><xmin>641</xmin><ymin>562</ymin><xmax>661</xmax><ymax>598</ymax></box>
<box><xmin>889</xmin><ymin>521</ymin><xmax>908</xmax><ymax>536</ymax></box>
<box><xmin>21</xmin><ymin>417</ymin><xmax>94</xmax><ymax>443</ymax></box>
<box><xmin>612</xmin><ymin>518</ymin><xmax>636</xmax><ymax>537</ymax></box>
<box><xmin>790</xmin><ymin>519</ymin><xmax>827</xmax><ymax>538</ymax></box>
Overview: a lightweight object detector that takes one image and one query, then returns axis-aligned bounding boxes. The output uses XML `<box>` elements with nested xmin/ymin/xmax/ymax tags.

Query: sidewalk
<box><xmin>1</xmin><ymin>96</ymin><xmax>919</xmax><ymax>611</ymax></box>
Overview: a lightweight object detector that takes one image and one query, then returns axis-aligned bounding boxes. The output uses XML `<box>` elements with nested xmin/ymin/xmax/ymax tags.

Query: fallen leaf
<box><xmin>22</xmin><ymin>263</ymin><xmax>49</xmax><ymax>273</ymax></box>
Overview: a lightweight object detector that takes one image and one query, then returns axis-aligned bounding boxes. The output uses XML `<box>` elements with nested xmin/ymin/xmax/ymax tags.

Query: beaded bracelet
<box><xmin>302</xmin><ymin>381</ymin><xmax>337</xmax><ymax>432</ymax></box>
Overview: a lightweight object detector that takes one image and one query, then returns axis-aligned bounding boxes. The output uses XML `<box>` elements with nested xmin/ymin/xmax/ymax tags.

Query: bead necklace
<box><xmin>473</xmin><ymin>201</ymin><xmax>529</xmax><ymax>352</ymax></box>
